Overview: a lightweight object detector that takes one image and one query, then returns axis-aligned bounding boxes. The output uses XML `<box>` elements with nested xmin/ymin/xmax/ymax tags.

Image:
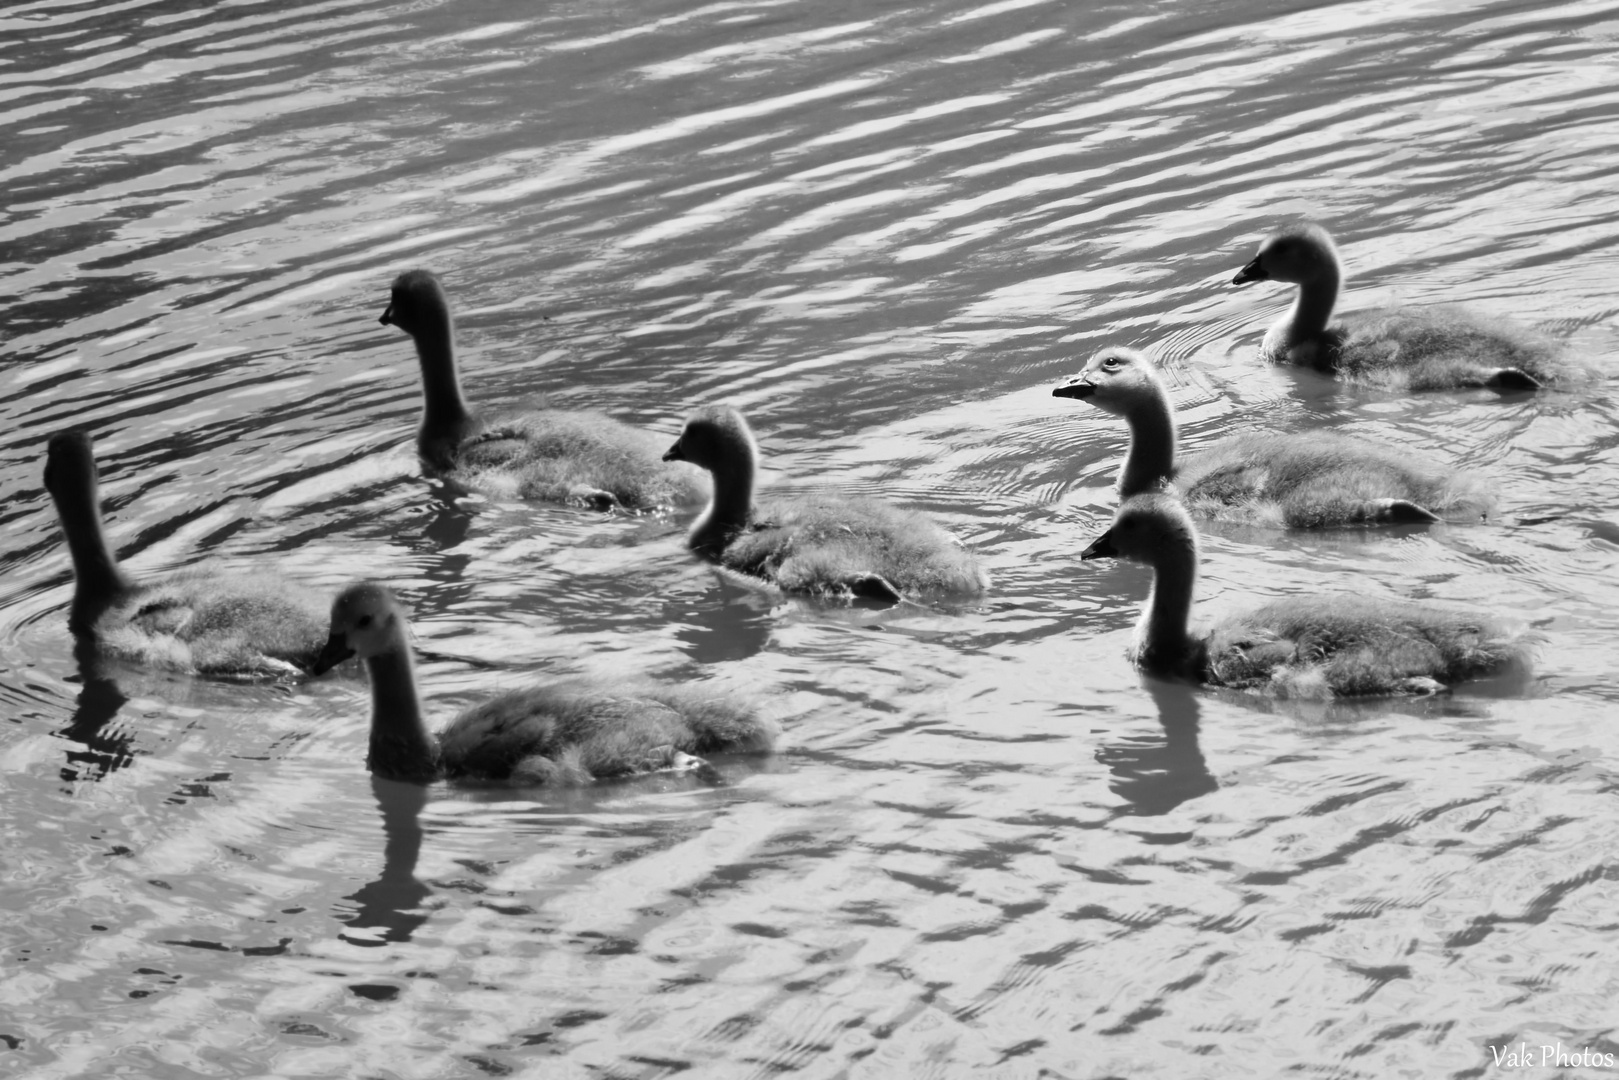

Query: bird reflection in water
<box><xmin>667</xmin><ymin>575</ymin><xmax>774</xmax><ymax>664</ymax></box>
<box><xmin>417</xmin><ymin>483</ymin><xmax>477</xmax><ymax>555</ymax></box>
<box><xmin>339</xmin><ymin>776</ymin><xmax>432</xmax><ymax>945</ymax></box>
<box><xmin>58</xmin><ymin>639</ymin><xmax>137</xmax><ymax>783</ymax></box>
<box><xmin>1099</xmin><ymin>679</ymin><xmax>1218</xmax><ymax>816</ymax></box>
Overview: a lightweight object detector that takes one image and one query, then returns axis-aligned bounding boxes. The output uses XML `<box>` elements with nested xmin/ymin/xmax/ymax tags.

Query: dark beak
<box><xmin>661</xmin><ymin>440</ymin><xmax>684</xmax><ymax>463</ymax></box>
<box><xmin>1052</xmin><ymin>376</ymin><xmax>1095</xmax><ymax>400</ymax></box>
<box><xmin>1080</xmin><ymin>528</ymin><xmax>1119</xmax><ymax>561</ymax></box>
<box><xmin>378</xmin><ymin>303</ymin><xmax>394</xmax><ymax>327</ymax></box>
<box><xmin>1231</xmin><ymin>257</ymin><xmax>1266</xmax><ymax>286</ymax></box>
<box><xmin>310</xmin><ymin>632</ymin><xmax>356</xmax><ymax>676</ymax></box>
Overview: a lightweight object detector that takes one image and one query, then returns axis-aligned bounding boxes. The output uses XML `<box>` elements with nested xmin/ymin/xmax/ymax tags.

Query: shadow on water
<box><xmin>58</xmin><ymin>639</ymin><xmax>137</xmax><ymax>784</ymax></box>
<box><xmin>1100</xmin><ymin>678</ymin><xmax>1218</xmax><ymax>817</ymax></box>
<box><xmin>339</xmin><ymin>776</ymin><xmax>433</xmax><ymax>946</ymax></box>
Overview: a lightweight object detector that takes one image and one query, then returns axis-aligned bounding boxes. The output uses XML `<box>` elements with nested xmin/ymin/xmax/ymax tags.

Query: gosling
<box><xmin>1232</xmin><ymin>223</ymin><xmax>1592</xmax><ymax>392</ymax></box>
<box><xmin>312</xmin><ymin>582</ymin><xmax>777</xmax><ymax>784</ymax></box>
<box><xmin>663</xmin><ymin>405</ymin><xmax>988</xmax><ymax>603</ymax></box>
<box><xmin>44</xmin><ymin>431</ymin><xmax>327</xmax><ymax>679</ymax></box>
<box><xmin>1082</xmin><ymin>494</ymin><xmax>1535</xmax><ymax>697</ymax></box>
<box><xmin>1053</xmin><ymin>347</ymin><xmax>1493</xmax><ymax>526</ymax></box>
<box><xmin>380</xmin><ymin>269</ymin><xmax>706</xmax><ymax>510</ymax></box>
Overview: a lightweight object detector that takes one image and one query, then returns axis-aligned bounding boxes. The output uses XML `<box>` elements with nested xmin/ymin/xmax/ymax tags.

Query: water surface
<box><xmin>3</xmin><ymin>0</ymin><xmax>1619</xmax><ymax>1076</ymax></box>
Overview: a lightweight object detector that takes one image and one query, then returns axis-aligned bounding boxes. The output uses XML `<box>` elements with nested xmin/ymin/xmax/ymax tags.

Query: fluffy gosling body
<box><xmin>1082</xmin><ymin>494</ymin><xmax>1534</xmax><ymax>697</ymax></box>
<box><xmin>314</xmin><ymin>583</ymin><xmax>777</xmax><ymax>784</ymax></box>
<box><xmin>1232</xmin><ymin>223</ymin><xmax>1589</xmax><ymax>392</ymax></box>
<box><xmin>663</xmin><ymin>406</ymin><xmax>988</xmax><ymax>603</ymax></box>
<box><xmin>1053</xmin><ymin>347</ymin><xmax>1493</xmax><ymax>526</ymax></box>
<box><xmin>381</xmin><ymin>270</ymin><xmax>706</xmax><ymax>510</ymax></box>
<box><xmin>43</xmin><ymin>431</ymin><xmax>327</xmax><ymax>679</ymax></box>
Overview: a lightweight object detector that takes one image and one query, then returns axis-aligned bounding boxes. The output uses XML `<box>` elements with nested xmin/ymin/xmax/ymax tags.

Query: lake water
<box><xmin>3</xmin><ymin>0</ymin><xmax>1618</xmax><ymax>1076</ymax></box>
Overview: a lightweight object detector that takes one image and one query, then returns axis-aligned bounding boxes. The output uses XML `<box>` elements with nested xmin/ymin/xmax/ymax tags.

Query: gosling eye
<box><xmin>1101</xmin><ymin>355</ymin><xmax>1122</xmax><ymax>371</ymax></box>
<box><xmin>356</xmin><ymin>614</ymin><xmax>374</xmax><ymax>630</ymax></box>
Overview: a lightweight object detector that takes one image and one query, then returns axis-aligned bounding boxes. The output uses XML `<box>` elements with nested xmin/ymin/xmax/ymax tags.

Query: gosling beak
<box><xmin>1080</xmin><ymin>528</ymin><xmax>1118</xmax><ymax>561</ymax></box>
<box><xmin>378</xmin><ymin>303</ymin><xmax>394</xmax><ymax>327</ymax></box>
<box><xmin>1232</xmin><ymin>257</ymin><xmax>1267</xmax><ymax>286</ymax></box>
<box><xmin>661</xmin><ymin>440</ymin><xmax>685</xmax><ymax>463</ymax></box>
<box><xmin>1052</xmin><ymin>375</ymin><xmax>1095</xmax><ymax>400</ymax></box>
<box><xmin>310</xmin><ymin>632</ymin><xmax>356</xmax><ymax>676</ymax></box>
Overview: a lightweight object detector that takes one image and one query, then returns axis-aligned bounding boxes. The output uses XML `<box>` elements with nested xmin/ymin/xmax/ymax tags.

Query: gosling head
<box><xmin>313</xmin><ymin>582</ymin><xmax>409</xmax><ymax>674</ymax></box>
<box><xmin>44</xmin><ymin>430</ymin><xmax>100</xmax><ymax>502</ymax></box>
<box><xmin>1233</xmin><ymin>223</ymin><xmax>1340</xmax><ymax>287</ymax></box>
<box><xmin>662</xmin><ymin>405</ymin><xmax>758</xmax><ymax>475</ymax></box>
<box><xmin>1081</xmin><ymin>494</ymin><xmax>1199</xmax><ymax>569</ymax></box>
<box><xmin>379</xmin><ymin>270</ymin><xmax>452</xmax><ymax>338</ymax></box>
<box><xmin>1051</xmin><ymin>347</ymin><xmax>1166</xmax><ymax>418</ymax></box>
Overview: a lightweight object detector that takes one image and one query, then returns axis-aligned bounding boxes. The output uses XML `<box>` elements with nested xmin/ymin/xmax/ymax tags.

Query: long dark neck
<box><xmin>1135</xmin><ymin>546</ymin><xmax>1200</xmax><ymax>677</ymax></box>
<box><xmin>362</xmin><ymin>647</ymin><xmax>441</xmax><ymax>783</ymax></box>
<box><xmin>51</xmin><ymin>480</ymin><xmax>137</xmax><ymax>633</ymax></box>
<box><xmin>1288</xmin><ymin>263</ymin><xmax>1340</xmax><ymax>342</ymax></box>
<box><xmin>690</xmin><ymin>457</ymin><xmax>756</xmax><ymax>558</ymax></box>
<box><xmin>412</xmin><ymin>317</ymin><xmax>476</xmax><ymax>447</ymax></box>
<box><xmin>1120</xmin><ymin>391</ymin><xmax>1176</xmax><ymax>498</ymax></box>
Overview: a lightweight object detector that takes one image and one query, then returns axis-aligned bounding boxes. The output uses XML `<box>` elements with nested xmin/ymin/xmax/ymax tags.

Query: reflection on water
<box><xmin>665</xmin><ymin>573</ymin><xmax>776</xmax><ymax>665</ymax></box>
<box><xmin>2</xmin><ymin>0</ymin><xmax>1618</xmax><ymax>1075</ymax></box>
<box><xmin>58</xmin><ymin>640</ymin><xmax>137</xmax><ymax>784</ymax></box>
<box><xmin>339</xmin><ymin>777</ymin><xmax>432</xmax><ymax>946</ymax></box>
<box><xmin>415</xmin><ymin>488</ymin><xmax>480</xmax><ymax>557</ymax></box>
<box><xmin>1101</xmin><ymin>679</ymin><xmax>1217</xmax><ymax>817</ymax></box>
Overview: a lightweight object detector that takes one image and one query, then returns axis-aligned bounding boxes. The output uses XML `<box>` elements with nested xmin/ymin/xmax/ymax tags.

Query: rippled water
<box><xmin>4</xmin><ymin>0</ymin><xmax>1619</xmax><ymax>1075</ymax></box>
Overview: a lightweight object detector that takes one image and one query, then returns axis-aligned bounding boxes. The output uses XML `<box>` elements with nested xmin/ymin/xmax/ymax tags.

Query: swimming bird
<box><xmin>380</xmin><ymin>269</ymin><xmax>706</xmax><ymax>509</ymax></box>
<box><xmin>43</xmin><ymin>431</ymin><xmax>328</xmax><ymax>679</ymax></box>
<box><xmin>1052</xmin><ymin>347</ymin><xmax>1493</xmax><ymax>526</ymax></box>
<box><xmin>312</xmin><ymin>582</ymin><xmax>777</xmax><ymax>784</ymax></box>
<box><xmin>1081</xmin><ymin>493</ymin><xmax>1534</xmax><ymax>697</ymax></box>
<box><xmin>1232</xmin><ymin>223</ymin><xmax>1588</xmax><ymax>392</ymax></box>
<box><xmin>662</xmin><ymin>405</ymin><xmax>988</xmax><ymax>603</ymax></box>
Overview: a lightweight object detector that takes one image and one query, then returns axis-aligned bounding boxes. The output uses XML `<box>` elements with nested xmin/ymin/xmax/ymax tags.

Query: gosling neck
<box><xmin>1287</xmin><ymin>262</ymin><xmax>1341</xmax><ymax>343</ymax></box>
<box><xmin>361</xmin><ymin>642</ymin><xmax>441</xmax><ymax>783</ymax></box>
<box><xmin>410</xmin><ymin>313</ymin><xmax>476</xmax><ymax>449</ymax></box>
<box><xmin>50</xmin><ymin>479</ymin><xmax>137</xmax><ymax>633</ymax></box>
<box><xmin>1134</xmin><ymin>542</ymin><xmax>1200</xmax><ymax>677</ymax></box>
<box><xmin>690</xmin><ymin>454</ymin><xmax>757</xmax><ymax>558</ymax></box>
<box><xmin>1118</xmin><ymin>388</ymin><xmax>1177</xmax><ymax>498</ymax></box>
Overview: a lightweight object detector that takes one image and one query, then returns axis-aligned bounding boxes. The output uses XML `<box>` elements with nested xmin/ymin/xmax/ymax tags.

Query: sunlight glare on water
<box><xmin>2</xmin><ymin>0</ymin><xmax>1618</xmax><ymax>1076</ymax></box>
